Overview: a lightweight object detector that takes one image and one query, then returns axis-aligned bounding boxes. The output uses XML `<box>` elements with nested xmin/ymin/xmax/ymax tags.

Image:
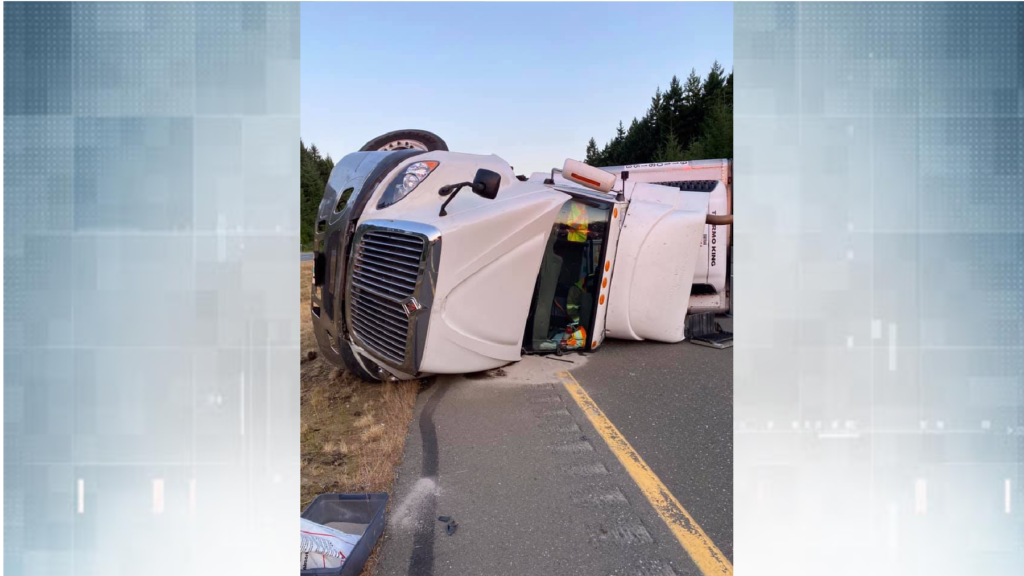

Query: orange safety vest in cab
<box><xmin>564</xmin><ymin>324</ymin><xmax>587</xmax><ymax>349</ymax></box>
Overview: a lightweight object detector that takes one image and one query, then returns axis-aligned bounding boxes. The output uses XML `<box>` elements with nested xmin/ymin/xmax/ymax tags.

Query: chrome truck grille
<box><xmin>345</xmin><ymin>221</ymin><xmax>441</xmax><ymax>376</ymax></box>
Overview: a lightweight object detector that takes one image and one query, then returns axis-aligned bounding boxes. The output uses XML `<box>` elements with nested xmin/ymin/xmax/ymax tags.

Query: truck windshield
<box><xmin>523</xmin><ymin>198</ymin><xmax>611</xmax><ymax>353</ymax></box>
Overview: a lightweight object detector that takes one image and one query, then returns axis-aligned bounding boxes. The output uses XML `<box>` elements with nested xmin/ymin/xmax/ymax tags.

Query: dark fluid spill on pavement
<box><xmin>407</xmin><ymin>382</ymin><xmax>452</xmax><ymax>576</ymax></box>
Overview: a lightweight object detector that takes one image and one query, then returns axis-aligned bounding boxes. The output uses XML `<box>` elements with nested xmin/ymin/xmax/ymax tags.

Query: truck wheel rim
<box><xmin>376</xmin><ymin>139</ymin><xmax>429</xmax><ymax>152</ymax></box>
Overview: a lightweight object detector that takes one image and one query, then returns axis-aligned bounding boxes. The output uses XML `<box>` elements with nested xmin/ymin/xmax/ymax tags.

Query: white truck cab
<box><xmin>310</xmin><ymin>133</ymin><xmax>729</xmax><ymax>382</ymax></box>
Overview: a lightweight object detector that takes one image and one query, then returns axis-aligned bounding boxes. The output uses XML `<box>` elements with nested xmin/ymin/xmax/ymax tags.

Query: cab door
<box><xmin>521</xmin><ymin>193</ymin><xmax>620</xmax><ymax>353</ymax></box>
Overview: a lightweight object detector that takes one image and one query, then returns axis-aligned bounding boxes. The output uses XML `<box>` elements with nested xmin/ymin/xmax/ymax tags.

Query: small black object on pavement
<box><xmin>437</xmin><ymin>515</ymin><xmax>458</xmax><ymax>536</ymax></box>
<box><xmin>692</xmin><ymin>330</ymin><xmax>734</xmax><ymax>349</ymax></box>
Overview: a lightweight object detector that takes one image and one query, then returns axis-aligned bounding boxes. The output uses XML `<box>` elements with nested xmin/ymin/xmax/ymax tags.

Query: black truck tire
<box><xmin>359</xmin><ymin>129</ymin><xmax>448</xmax><ymax>153</ymax></box>
<box><xmin>339</xmin><ymin>338</ymin><xmax>381</xmax><ymax>383</ymax></box>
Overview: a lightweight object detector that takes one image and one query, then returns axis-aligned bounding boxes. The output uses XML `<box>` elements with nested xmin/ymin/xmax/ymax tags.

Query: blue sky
<box><xmin>301</xmin><ymin>2</ymin><xmax>733</xmax><ymax>174</ymax></box>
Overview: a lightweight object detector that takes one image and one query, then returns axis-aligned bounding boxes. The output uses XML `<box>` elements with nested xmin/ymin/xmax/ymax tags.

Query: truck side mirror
<box><xmin>472</xmin><ymin>169</ymin><xmax>501</xmax><ymax>200</ymax></box>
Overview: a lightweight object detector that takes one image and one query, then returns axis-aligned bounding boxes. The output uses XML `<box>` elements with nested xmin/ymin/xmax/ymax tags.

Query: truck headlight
<box><xmin>378</xmin><ymin>161</ymin><xmax>439</xmax><ymax>208</ymax></box>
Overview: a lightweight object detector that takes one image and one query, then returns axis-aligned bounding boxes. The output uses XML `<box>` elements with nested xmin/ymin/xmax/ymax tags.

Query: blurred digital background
<box><xmin>6</xmin><ymin>2</ymin><xmax>1024</xmax><ymax>575</ymax></box>
<box><xmin>735</xmin><ymin>3</ymin><xmax>1024</xmax><ymax>574</ymax></box>
<box><xmin>4</xmin><ymin>3</ymin><xmax>299</xmax><ymax>575</ymax></box>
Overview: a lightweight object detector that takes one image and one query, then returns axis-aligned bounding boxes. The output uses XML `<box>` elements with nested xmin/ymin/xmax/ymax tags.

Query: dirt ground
<box><xmin>300</xmin><ymin>261</ymin><xmax>422</xmax><ymax>570</ymax></box>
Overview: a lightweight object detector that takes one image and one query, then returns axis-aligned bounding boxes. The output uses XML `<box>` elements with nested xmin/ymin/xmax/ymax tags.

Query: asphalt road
<box><xmin>574</xmin><ymin>319</ymin><xmax>733</xmax><ymax>562</ymax></box>
<box><xmin>375</xmin><ymin>323</ymin><xmax>732</xmax><ymax>576</ymax></box>
<box><xmin>301</xmin><ymin>252</ymin><xmax>314</xmax><ymax>262</ymax></box>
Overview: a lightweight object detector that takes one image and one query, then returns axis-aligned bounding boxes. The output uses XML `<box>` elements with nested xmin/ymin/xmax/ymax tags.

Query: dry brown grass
<box><xmin>299</xmin><ymin>261</ymin><xmax>424</xmax><ymax>572</ymax></box>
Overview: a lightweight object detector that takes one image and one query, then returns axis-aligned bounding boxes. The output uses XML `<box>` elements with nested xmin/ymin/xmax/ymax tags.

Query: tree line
<box><xmin>584</xmin><ymin>61</ymin><xmax>733</xmax><ymax>167</ymax></box>
<box><xmin>300</xmin><ymin>140</ymin><xmax>334</xmax><ymax>250</ymax></box>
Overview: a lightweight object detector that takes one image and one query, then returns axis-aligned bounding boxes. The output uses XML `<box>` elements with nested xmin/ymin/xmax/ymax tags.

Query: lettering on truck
<box><xmin>710</xmin><ymin>223</ymin><xmax>717</xmax><ymax>267</ymax></box>
<box><xmin>623</xmin><ymin>161</ymin><xmax>692</xmax><ymax>170</ymax></box>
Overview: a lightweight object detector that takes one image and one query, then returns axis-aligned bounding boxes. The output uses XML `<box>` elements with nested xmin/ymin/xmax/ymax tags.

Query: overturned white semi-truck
<box><xmin>310</xmin><ymin>130</ymin><xmax>732</xmax><ymax>382</ymax></box>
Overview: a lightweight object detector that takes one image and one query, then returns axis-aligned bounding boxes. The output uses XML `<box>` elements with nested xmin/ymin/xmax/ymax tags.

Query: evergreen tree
<box><xmin>300</xmin><ymin>140</ymin><xmax>335</xmax><ymax>251</ymax></box>
<box><xmin>702</xmin><ymin>60</ymin><xmax>727</xmax><ymax>109</ymax></box>
<box><xmin>584</xmin><ymin>138</ymin><xmax>600</xmax><ymax>165</ymax></box>
<box><xmin>638</xmin><ymin>87</ymin><xmax>664</xmax><ymax>161</ymax></box>
<box><xmin>680</xmin><ymin>68</ymin><xmax>704</xmax><ymax>148</ymax></box>
<box><xmin>663</xmin><ymin>75</ymin><xmax>684</xmax><ymax>145</ymax></box>
<box><xmin>606</xmin><ymin>120</ymin><xmax>627</xmax><ymax>165</ymax></box>
<box><xmin>682</xmin><ymin>69</ymin><xmax>703</xmax><ymax>108</ymax></box>
<box><xmin>655</xmin><ymin>129</ymin><xmax>686</xmax><ymax>163</ymax></box>
<box><xmin>649</xmin><ymin>87</ymin><xmax>663</xmax><ymax>131</ymax></box>
<box><xmin>685</xmin><ymin>100</ymin><xmax>732</xmax><ymax>160</ymax></box>
<box><xmin>581</xmin><ymin>61</ymin><xmax>733</xmax><ymax>166</ymax></box>
<box><xmin>598</xmin><ymin>140</ymin><xmax>612</xmax><ymax>165</ymax></box>
<box><xmin>621</xmin><ymin>117</ymin><xmax>641</xmax><ymax>162</ymax></box>
<box><xmin>724</xmin><ymin>69</ymin><xmax>734</xmax><ymax>111</ymax></box>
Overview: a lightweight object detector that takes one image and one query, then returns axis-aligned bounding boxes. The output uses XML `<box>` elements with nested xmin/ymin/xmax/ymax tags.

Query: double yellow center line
<box><xmin>559</xmin><ymin>370</ymin><xmax>733</xmax><ymax>576</ymax></box>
